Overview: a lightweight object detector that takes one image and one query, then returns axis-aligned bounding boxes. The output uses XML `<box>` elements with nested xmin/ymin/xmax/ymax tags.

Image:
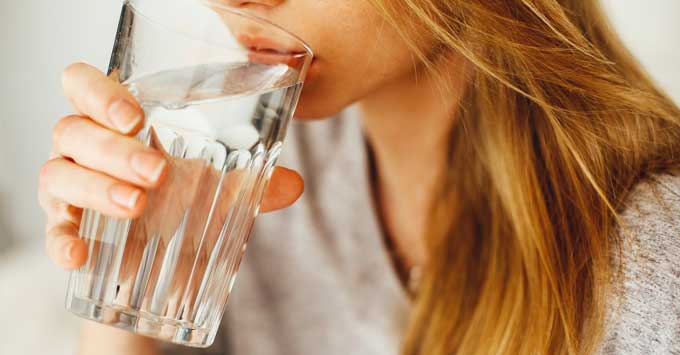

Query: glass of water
<box><xmin>65</xmin><ymin>0</ymin><xmax>313</xmax><ymax>348</ymax></box>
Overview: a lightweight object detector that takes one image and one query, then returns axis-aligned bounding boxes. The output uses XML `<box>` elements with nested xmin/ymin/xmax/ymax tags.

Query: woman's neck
<box><xmin>358</xmin><ymin>62</ymin><xmax>467</xmax><ymax>269</ymax></box>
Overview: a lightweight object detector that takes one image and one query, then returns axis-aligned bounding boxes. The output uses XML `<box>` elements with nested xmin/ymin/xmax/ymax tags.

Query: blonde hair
<box><xmin>367</xmin><ymin>0</ymin><xmax>680</xmax><ymax>354</ymax></box>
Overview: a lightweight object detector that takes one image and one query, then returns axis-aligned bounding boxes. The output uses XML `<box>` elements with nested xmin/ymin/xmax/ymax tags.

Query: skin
<box><xmin>38</xmin><ymin>0</ymin><xmax>467</xmax><ymax>353</ymax></box>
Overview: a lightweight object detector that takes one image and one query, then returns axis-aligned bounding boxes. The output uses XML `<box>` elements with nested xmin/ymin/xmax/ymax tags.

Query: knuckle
<box><xmin>37</xmin><ymin>188</ymin><xmax>51</xmax><ymax>212</ymax></box>
<box><xmin>61</xmin><ymin>62</ymin><xmax>89</xmax><ymax>87</ymax></box>
<box><xmin>38</xmin><ymin>195</ymin><xmax>49</xmax><ymax>214</ymax></box>
<box><xmin>52</xmin><ymin>115</ymin><xmax>81</xmax><ymax>149</ymax></box>
<box><xmin>38</xmin><ymin>159</ymin><xmax>57</xmax><ymax>193</ymax></box>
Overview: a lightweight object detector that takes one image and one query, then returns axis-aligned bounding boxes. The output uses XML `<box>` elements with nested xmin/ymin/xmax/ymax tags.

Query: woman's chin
<box><xmin>292</xmin><ymin>91</ymin><xmax>348</xmax><ymax>120</ymax></box>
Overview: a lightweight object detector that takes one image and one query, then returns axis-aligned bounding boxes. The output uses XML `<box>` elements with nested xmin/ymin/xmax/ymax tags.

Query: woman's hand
<box><xmin>38</xmin><ymin>62</ymin><xmax>304</xmax><ymax>270</ymax></box>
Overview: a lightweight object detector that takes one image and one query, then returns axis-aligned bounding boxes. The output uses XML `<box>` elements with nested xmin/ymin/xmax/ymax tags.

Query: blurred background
<box><xmin>0</xmin><ymin>1</ymin><xmax>678</xmax><ymax>354</ymax></box>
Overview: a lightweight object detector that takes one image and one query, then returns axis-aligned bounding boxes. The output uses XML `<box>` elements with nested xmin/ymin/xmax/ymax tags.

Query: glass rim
<box><xmin>125</xmin><ymin>0</ymin><xmax>314</xmax><ymax>59</ymax></box>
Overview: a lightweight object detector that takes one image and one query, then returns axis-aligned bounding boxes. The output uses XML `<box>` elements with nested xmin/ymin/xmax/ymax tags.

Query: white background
<box><xmin>0</xmin><ymin>1</ymin><xmax>678</xmax><ymax>354</ymax></box>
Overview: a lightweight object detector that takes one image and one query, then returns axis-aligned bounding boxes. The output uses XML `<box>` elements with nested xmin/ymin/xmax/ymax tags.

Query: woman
<box><xmin>38</xmin><ymin>0</ymin><xmax>680</xmax><ymax>354</ymax></box>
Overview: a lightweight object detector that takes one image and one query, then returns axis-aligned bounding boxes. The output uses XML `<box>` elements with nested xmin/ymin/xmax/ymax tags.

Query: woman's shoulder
<box><xmin>599</xmin><ymin>173</ymin><xmax>680</xmax><ymax>353</ymax></box>
<box><xmin>618</xmin><ymin>172</ymin><xmax>680</xmax><ymax>258</ymax></box>
<box><xmin>616</xmin><ymin>172</ymin><xmax>680</xmax><ymax>294</ymax></box>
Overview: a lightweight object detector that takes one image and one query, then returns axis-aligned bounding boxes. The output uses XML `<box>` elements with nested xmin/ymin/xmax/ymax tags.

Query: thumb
<box><xmin>260</xmin><ymin>166</ymin><xmax>304</xmax><ymax>213</ymax></box>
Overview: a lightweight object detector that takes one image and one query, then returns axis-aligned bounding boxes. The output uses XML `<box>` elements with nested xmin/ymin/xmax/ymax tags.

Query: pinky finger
<box><xmin>45</xmin><ymin>222</ymin><xmax>88</xmax><ymax>270</ymax></box>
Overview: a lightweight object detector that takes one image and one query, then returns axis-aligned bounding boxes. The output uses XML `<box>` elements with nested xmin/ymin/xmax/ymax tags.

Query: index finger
<box><xmin>61</xmin><ymin>62</ymin><xmax>144</xmax><ymax>135</ymax></box>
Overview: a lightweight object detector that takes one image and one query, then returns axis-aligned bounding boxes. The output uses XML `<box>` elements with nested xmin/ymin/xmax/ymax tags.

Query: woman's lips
<box><xmin>237</xmin><ymin>34</ymin><xmax>306</xmax><ymax>55</ymax></box>
<box><xmin>246</xmin><ymin>50</ymin><xmax>305</xmax><ymax>67</ymax></box>
<box><xmin>237</xmin><ymin>34</ymin><xmax>317</xmax><ymax>82</ymax></box>
<box><xmin>237</xmin><ymin>34</ymin><xmax>308</xmax><ymax>64</ymax></box>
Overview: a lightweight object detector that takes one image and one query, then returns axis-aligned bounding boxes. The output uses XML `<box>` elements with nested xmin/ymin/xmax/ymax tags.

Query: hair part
<box><xmin>367</xmin><ymin>0</ymin><xmax>680</xmax><ymax>354</ymax></box>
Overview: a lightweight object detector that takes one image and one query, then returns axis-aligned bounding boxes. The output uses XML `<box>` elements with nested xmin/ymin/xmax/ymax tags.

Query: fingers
<box><xmin>52</xmin><ymin>115</ymin><xmax>167</xmax><ymax>188</ymax></box>
<box><xmin>39</xmin><ymin>158</ymin><xmax>147</xmax><ymax>219</ymax></box>
<box><xmin>38</xmin><ymin>190</ymin><xmax>82</xmax><ymax>232</ymax></box>
<box><xmin>45</xmin><ymin>221</ymin><xmax>87</xmax><ymax>270</ymax></box>
<box><xmin>39</xmin><ymin>163</ymin><xmax>303</xmax><ymax>269</ymax></box>
<box><xmin>260</xmin><ymin>166</ymin><xmax>304</xmax><ymax>213</ymax></box>
<box><xmin>62</xmin><ymin>62</ymin><xmax>144</xmax><ymax>135</ymax></box>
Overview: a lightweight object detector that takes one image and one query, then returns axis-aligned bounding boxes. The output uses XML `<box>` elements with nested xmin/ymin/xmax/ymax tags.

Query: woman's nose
<box><xmin>224</xmin><ymin>0</ymin><xmax>284</xmax><ymax>7</ymax></box>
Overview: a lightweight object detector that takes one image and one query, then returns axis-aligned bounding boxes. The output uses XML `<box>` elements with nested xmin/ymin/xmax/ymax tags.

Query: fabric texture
<box><xmin>598</xmin><ymin>173</ymin><xmax>680</xmax><ymax>354</ymax></box>
<box><xmin>161</xmin><ymin>107</ymin><xmax>680</xmax><ymax>355</ymax></box>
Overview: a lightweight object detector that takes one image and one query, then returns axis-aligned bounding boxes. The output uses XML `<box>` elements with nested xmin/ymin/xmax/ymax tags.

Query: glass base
<box><xmin>66</xmin><ymin>296</ymin><xmax>215</xmax><ymax>348</ymax></box>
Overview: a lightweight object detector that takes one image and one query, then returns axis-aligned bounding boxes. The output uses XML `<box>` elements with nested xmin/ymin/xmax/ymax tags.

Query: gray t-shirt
<box><xmin>163</xmin><ymin>106</ymin><xmax>680</xmax><ymax>354</ymax></box>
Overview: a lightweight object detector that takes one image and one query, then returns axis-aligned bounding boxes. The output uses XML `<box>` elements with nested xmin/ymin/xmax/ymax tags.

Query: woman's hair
<box><xmin>367</xmin><ymin>0</ymin><xmax>680</xmax><ymax>354</ymax></box>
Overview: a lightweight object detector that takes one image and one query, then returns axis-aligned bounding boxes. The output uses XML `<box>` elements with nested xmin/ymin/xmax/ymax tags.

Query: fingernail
<box><xmin>109</xmin><ymin>184</ymin><xmax>142</xmax><ymax>209</ymax></box>
<box><xmin>131</xmin><ymin>152</ymin><xmax>167</xmax><ymax>183</ymax></box>
<box><xmin>65</xmin><ymin>240</ymin><xmax>78</xmax><ymax>262</ymax></box>
<box><xmin>108</xmin><ymin>99</ymin><xmax>141</xmax><ymax>133</ymax></box>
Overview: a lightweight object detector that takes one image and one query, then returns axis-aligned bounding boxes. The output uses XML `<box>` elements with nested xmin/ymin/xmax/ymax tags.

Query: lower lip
<box><xmin>248</xmin><ymin>51</ymin><xmax>319</xmax><ymax>84</ymax></box>
<box><xmin>247</xmin><ymin>50</ymin><xmax>304</xmax><ymax>65</ymax></box>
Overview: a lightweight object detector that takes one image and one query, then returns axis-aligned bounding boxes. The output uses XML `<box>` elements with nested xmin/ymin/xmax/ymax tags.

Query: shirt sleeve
<box><xmin>598</xmin><ymin>174</ymin><xmax>680</xmax><ymax>354</ymax></box>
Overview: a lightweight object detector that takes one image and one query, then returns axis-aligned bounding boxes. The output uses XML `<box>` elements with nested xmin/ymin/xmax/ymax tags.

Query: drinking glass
<box><xmin>65</xmin><ymin>0</ymin><xmax>313</xmax><ymax>347</ymax></box>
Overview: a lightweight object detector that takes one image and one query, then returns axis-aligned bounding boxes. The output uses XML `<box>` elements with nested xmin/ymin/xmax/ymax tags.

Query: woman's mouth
<box><xmin>237</xmin><ymin>34</ymin><xmax>305</xmax><ymax>53</ymax></box>
<box><xmin>237</xmin><ymin>34</ymin><xmax>317</xmax><ymax>82</ymax></box>
<box><xmin>238</xmin><ymin>35</ymin><xmax>306</xmax><ymax>61</ymax></box>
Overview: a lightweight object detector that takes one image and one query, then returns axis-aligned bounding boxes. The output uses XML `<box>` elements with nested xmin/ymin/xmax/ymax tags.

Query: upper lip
<box><xmin>237</xmin><ymin>34</ymin><xmax>307</xmax><ymax>56</ymax></box>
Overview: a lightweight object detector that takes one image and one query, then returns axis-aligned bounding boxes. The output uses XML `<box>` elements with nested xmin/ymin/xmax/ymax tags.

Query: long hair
<box><xmin>367</xmin><ymin>0</ymin><xmax>680</xmax><ymax>353</ymax></box>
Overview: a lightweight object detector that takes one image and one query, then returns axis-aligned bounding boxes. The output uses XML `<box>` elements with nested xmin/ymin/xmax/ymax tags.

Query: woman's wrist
<box><xmin>78</xmin><ymin>321</ymin><xmax>159</xmax><ymax>355</ymax></box>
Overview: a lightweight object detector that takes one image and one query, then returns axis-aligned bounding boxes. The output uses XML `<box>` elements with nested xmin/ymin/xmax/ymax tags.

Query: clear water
<box><xmin>66</xmin><ymin>61</ymin><xmax>302</xmax><ymax>347</ymax></box>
